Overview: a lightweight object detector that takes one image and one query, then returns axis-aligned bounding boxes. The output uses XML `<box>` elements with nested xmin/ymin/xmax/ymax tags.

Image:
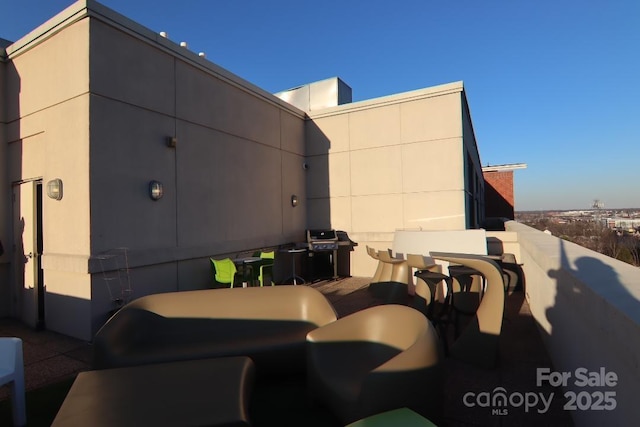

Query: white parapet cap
<box><xmin>482</xmin><ymin>163</ymin><xmax>528</xmax><ymax>172</ymax></box>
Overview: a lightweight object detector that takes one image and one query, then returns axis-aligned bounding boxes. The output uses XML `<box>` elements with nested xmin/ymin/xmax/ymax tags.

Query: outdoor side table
<box><xmin>280</xmin><ymin>247</ymin><xmax>307</xmax><ymax>285</ymax></box>
<box><xmin>51</xmin><ymin>356</ymin><xmax>255</xmax><ymax>427</ymax></box>
<box><xmin>234</xmin><ymin>256</ymin><xmax>262</xmax><ymax>287</ymax></box>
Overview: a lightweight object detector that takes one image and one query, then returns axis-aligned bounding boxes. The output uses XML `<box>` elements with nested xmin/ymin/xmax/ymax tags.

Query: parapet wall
<box><xmin>506</xmin><ymin>220</ymin><xmax>640</xmax><ymax>426</ymax></box>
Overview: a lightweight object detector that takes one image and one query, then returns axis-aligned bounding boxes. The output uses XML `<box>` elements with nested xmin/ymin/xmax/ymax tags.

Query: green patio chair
<box><xmin>210</xmin><ymin>258</ymin><xmax>240</xmax><ymax>288</ymax></box>
<box><xmin>253</xmin><ymin>251</ymin><xmax>275</xmax><ymax>286</ymax></box>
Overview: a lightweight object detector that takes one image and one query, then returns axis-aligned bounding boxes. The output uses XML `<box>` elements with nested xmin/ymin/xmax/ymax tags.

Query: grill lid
<box><xmin>307</xmin><ymin>229</ymin><xmax>337</xmax><ymax>241</ymax></box>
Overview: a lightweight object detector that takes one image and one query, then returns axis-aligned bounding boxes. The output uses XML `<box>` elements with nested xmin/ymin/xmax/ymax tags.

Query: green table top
<box><xmin>345</xmin><ymin>408</ymin><xmax>438</xmax><ymax>427</ymax></box>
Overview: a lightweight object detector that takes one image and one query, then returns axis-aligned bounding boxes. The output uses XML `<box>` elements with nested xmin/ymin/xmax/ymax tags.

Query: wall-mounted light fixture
<box><xmin>46</xmin><ymin>179</ymin><xmax>63</xmax><ymax>200</ymax></box>
<box><xmin>149</xmin><ymin>181</ymin><xmax>164</xmax><ymax>201</ymax></box>
<box><xmin>166</xmin><ymin>136</ymin><xmax>177</xmax><ymax>148</ymax></box>
<box><xmin>291</xmin><ymin>194</ymin><xmax>298</xmax><ymax>207</ymax></box>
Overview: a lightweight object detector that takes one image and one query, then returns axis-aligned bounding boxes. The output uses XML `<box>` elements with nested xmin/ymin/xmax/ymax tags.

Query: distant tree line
<box><xmin>519</xmin><ymin>217</ymin><xmax>640</xmax><ymax>267</ymax></box>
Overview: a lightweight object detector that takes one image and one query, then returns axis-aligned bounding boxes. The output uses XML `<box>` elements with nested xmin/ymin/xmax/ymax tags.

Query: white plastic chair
<box><xmin>0</xmin><ymin>337</ymin><xmax>26</xmax><ymax>426</ymax></box>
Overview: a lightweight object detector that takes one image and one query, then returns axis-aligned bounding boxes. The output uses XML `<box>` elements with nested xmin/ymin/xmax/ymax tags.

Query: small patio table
<box><xmin>234</xmin><ymin>256</ymin><xmax>262</xmax><ymax>287</ymax></box>
<box><xmin>280</xmin><ymin>247</ymin><xmax>307</xmax><ymax>285</ymax></box>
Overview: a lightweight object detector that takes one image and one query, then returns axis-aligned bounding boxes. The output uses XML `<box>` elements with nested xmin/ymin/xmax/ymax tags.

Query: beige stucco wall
<box><xmin>2</xmin><ymin>1</ymin><xmax>309</xmax><ymax>339</ymax></box>
<box><xmin>3</xmin><ymin>0</ymin><xmax>485</xmax><ymax>339</ymax></box>
<box><xmin>306</xmin><ymin>83</ymin><xmax>480</xmax><ymax>277</ymax></box>
<box><xmin>85</xmin><ymin>10</ymin><xmax>307</xmax><ymax>336</ymax></box>
<box><xmin>4</xmin><ymin>15</ymin><xmax>92</xmax><ymax>337</ymax></box>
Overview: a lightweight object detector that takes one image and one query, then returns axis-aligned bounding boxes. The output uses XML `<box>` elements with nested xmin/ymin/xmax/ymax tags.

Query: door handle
<box><xmin>25</xmin><ymin>252</ymin><xmax>33</xmax><ymax>259</ymax></box>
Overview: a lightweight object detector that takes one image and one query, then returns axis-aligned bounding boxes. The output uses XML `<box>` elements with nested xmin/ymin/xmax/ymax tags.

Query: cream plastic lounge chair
<box><xmin>0</xmin><ymin>337</ymin><xmax>26</xmax><ymax>427</ymax></box>
<box><xmin>430</xmin><ymin>252</ymin><xmax>505</xmax><ymax>369</ymax></box>
<box><xmin>376</xmin><ymin>250</ymin><xmax>411</xmax><ymax>284</ymax></box>
<box><xmin>306</xmin><ymin>304</ymin><xmax>444</xmax><ymax>424</ymax></box>
<box><xmin>368</xmin><ymin>250</ymin><xmax>411</xmax><ymax>303</ymax></box>
<box><xmin>365</xmin><ymin>246</ymin><xmax>385</xmax><ymax>284</ymax></box>
<box><xmin>93</xmin><ymin>285</ymin><xmax>338</xmax><ymax>376</ymax></box>
<box><xmin>365</xmin><ymin>246</ymin><xmax>399</xmax><ymax>283</ymax></box>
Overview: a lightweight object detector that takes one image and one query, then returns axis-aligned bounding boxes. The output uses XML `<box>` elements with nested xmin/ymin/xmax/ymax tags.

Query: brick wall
<box><xmin>484</xmin><ymin>170</ymin><xmax>515</xmax><ymax>219</ymax></box>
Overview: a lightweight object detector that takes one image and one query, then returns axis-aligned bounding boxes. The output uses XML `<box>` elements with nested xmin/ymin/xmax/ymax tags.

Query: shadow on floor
<box><xmin>1</xmin><ymin>277</ymin><xmax>573</xmax><ymax>427</ymax></box>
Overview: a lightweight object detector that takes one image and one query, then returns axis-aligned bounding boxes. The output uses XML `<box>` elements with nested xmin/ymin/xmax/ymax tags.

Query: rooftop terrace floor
<box><xmin>0</xmin><ymin>277</ymin><xmax>574</xmax><ymax>426</ymax></box>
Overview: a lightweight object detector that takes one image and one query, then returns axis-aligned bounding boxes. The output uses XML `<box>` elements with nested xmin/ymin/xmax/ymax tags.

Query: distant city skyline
<box><xmin>517</xmin><ymin>206</ymin><xmax>640</xmax><ymax>213</ymax></box>
<box><xmin>3</xmin><ymin>0</ymin><xmax>639</xmax><ymax>211</ymax></box>
<box><xmin>516</xmin><ymin>198</ymin><xmax>640</xmax><ymax>212</ymax></box>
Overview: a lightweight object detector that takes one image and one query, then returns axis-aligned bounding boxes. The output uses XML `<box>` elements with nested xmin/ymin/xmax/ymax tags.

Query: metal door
<box><xmin>12</xmin><ymin>180</ymin><xmax>45</xmax><ymax>329</ymax></box>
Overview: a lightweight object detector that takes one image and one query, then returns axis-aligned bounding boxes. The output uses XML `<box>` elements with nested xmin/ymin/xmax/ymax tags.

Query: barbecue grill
<box><xmin>307</xmin><ymin>229</ymin><xmax>339</xmax><ymax>251</ymax></box>
<box><xmin>306</xmin><ymin>229</ymin><xmax>357</xmax><ymax>280</ymax></box>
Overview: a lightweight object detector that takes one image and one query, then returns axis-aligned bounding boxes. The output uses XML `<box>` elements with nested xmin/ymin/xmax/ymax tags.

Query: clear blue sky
<box><xmin>3</xmin><ymin>0</ymin><xmax>639</xmax><ymax>211</ymax></box>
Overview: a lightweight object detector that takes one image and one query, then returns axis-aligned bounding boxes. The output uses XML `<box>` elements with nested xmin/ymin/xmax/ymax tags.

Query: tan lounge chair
<box><xmin>93</xmin><ymin>285</ymin><xmax>338</xmax><ymax>376</ymax></box>
<box><xmin>306</xmin><ymin>304</ymin><xmax>444</xmax><ymax>424</ymax></box>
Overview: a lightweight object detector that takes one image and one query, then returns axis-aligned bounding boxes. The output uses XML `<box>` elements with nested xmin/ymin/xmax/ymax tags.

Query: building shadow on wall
<box><xmin>543</xmin><ymin>238</ymin><xmax>639</xmax><ymax>424</ymax></box>
<box><xmin>304</xmin><ymin>120</ymin><xmax>332</xmax><ymax>230</ymax></box>
<box><xmin>484</xmin><ymin>181</ymin><xmax>514</xmax><ymax>220</ymax></box>
<box><xmin>302</xmin><ymin>120</ymin><xmax>357</xmax><ymax>278</ymax></box>
<box><xmin>3</xmin><ymin>52</ymin><xmax>51</xmax><ymax>332</ymax></box>
<box><xmin>2</xmin><ymin>58</ymin><xmax>24</xmax><ymax>319</ymax></box>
